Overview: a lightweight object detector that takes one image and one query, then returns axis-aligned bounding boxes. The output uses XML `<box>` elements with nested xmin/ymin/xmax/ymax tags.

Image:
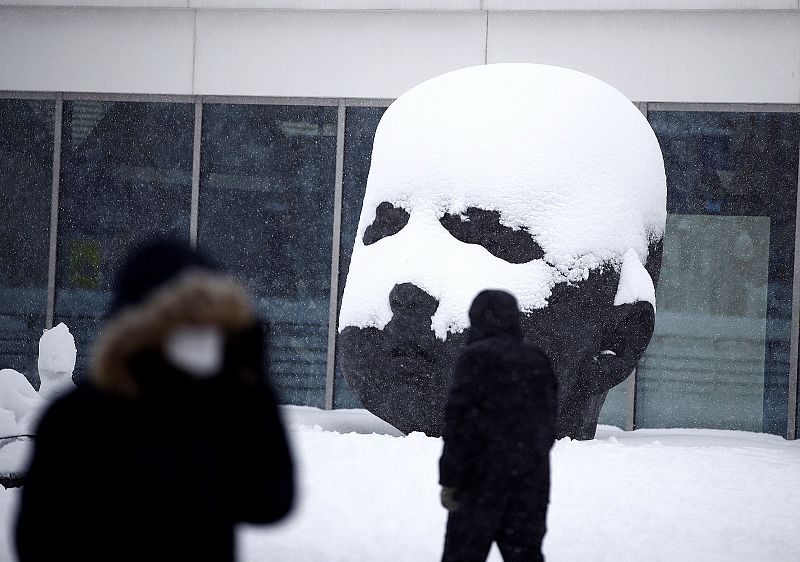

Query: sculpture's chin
<box><xmin>556</xmin><ymin>391</ymin><xmax>609</xmax><ymax>440</ymax></box>
<box><xmin>338</xmin><ymin>325</ymin><xmax>465</xmax><ymax>436</ymax></box>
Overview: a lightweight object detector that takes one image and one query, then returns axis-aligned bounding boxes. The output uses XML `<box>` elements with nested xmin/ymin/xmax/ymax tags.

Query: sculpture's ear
<box><xmin>588</xmin><ymin>300</ymin><xmax>655</xmax><ymax>394</ymax></box>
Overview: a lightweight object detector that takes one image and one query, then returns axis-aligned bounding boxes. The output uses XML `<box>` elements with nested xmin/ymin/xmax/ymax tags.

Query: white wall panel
<box><xmin>2</xmin><ymin>0</ymin><xmax>797</xmax><ymax>8</ymax></box>
<box><xmin>0</xmin><ymin>0</ymin><xmax>188</xmax><ymax>6</ymax></box>
<box><xmin>194</xmin><ymin>10</ymin><xmax>487</xmax><ymax>98</ymax></box>
<box><xmin>190</xmin><ymin>0</ymin><xmax>480</xmax><ymax>9</ymax></box>
<box><xmin>2</xmin><ymin>7</ymin><xmax>799</xmax><ymax>103</ymax></box>
<box><xmin>486</xmin><ymin>0</ymin><xmax>798</xmax><ymax>9</ymax></box>
<box><xmin>0</xmin><ymin>0</ymin><xmax>482</xmax><ymax>6</ymax></box>
<box><xmin>0</xmin><ymin>7</ymin><xmax>195</xmax><ymax>94</ymax></box>
<box><xmin>487</xmin><ymin>11</ymin><xmax>800</xmax><ymax>103</ymax></box>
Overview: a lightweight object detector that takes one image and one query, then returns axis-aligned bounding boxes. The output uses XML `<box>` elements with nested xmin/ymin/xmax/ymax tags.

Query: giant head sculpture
<box><xmin>338</xmin><ymin>64</ymin><xmax>666</xmax><ymax>440</ymax></box>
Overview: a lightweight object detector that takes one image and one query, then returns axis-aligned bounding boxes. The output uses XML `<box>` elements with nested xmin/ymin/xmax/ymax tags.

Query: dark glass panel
<box><xmin>199</xmin><ymin>104</ymin><xmax>337</xmax><ymax>408</ymax></box>
<box><xmin>638</xmin><ymin>112</ymin><xmax>799</xmax><ymax>435</ymax></box>
<box><xmin>55</xmin><ymin>101</ymin><xmax>194</xmax><ymax>382</ymax></box>
<box><xmin>598</xmin><ymin>378</ymin><xmax>628</xmax><ymax>430</ymax></box>
<box><xmin>0</xmin><ymin>99</ymin><xmax>54</xmax><ymax>387</ymax></box>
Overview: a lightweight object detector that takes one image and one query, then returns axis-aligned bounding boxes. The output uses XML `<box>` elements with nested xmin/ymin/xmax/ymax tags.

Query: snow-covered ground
<box><xmin>2</xmin><ymin>406</ymin><xmax>799</xmax><ymax>561</ymax></box>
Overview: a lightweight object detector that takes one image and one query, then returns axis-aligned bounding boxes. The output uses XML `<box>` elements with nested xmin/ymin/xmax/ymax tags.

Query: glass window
<box><xmin>637</xmin><ymin>112</ymin><xmax>799</xmax><ymax>435</ymax></box>
<box><xmin>0</xmin><ymin>99</ymin><xmax>54</xmax><ymax>387</ymax></box>
<box><xmin>199</xmin><ymin>104</ymin><xmax>337</xmax><ymax>408</ymax></box>
<box><xmin>598</xmin><ymin>377</ymin><xmax>628</xmax><ymax>430</ymax></box>
<box><xmin>55</xmin><ymin>101</ymin><xmax>194</xmax><ymax>382</ymax></box>
<box><xmin>333</xmin><ymin>106</ymin><xmax>386</xmax><ymax>409</ymax></box>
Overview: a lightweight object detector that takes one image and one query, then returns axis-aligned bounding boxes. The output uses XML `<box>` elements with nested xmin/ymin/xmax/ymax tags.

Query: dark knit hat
<box><xmin>109</xmin><ymin>237</ymin><xmax>217</xmax><ymax>316</ymax></box>
<box><xmin>468</xmin><ymin>289</ymin><xmax>522</xmax><ymax>343</ymax></box>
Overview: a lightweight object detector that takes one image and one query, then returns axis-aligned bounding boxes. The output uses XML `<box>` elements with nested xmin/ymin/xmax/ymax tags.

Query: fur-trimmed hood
<box><xmin>92</xmin><ymin>270</ymin><xmax>256</xmax><ymax>397</ymax></box>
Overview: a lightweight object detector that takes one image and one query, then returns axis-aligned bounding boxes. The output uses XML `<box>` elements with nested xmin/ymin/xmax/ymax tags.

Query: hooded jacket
<box><xmin>439</xmin><ymin>290</ymin><xmax>557</xmax><ymax>495</ymax></box>
<box><xmin>15</xmin><ymin>240</ymin><xmax>294</xmax><ymax>562</ymax></box>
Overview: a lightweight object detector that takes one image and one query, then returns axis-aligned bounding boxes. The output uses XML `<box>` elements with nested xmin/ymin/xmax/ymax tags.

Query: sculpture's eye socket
<box><xmin>439</xmin><ymin>207</ymin><xmax>544</xmax><ymax>264</ymax></box>
<box><xmin>363</xmin><ymin>202</ymin><xmax>410</xmax><ymax>245</ymax></box>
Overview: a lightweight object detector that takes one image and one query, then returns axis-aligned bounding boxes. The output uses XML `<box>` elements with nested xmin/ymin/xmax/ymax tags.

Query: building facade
<box><xmin>1</xmin><ymin>1</ymin><xmax>799</xmax><ymax>437</ymax></box>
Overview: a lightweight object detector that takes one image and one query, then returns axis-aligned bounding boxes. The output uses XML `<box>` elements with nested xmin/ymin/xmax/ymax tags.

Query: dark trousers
<box><xmin>441</xmin><ymin>475</ymin><xmax>549</xmax><ymax>562</ymax></box>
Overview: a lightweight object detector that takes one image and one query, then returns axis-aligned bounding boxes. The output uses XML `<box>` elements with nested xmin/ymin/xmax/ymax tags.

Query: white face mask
<box><xmin>164</xmin><ymin>326</ymin><xmax>224</xmax><ymax>379</ymax></box>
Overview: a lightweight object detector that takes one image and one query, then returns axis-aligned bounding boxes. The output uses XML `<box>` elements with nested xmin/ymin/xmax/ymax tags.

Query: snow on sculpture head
<box><xmin>338</xmin><ymin>64</ymin><xmax>666</xmax><ymax>439</ymax></box>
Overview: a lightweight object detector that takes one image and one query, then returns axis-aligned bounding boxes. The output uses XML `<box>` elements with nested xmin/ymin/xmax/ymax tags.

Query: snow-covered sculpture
<box><xmin>37</xmin><ymin>322</ymin><xmax>77</xmax><ymax>400</ymax></box>
<box><xmin>338</xmin><ymin>64</ymin><xmax>666</xmax><ymax>440</ymax></box>
<box><xmin>0</xmin><ymin>369</ymin><xmax>43</xmax><ymax>436</ymax></box>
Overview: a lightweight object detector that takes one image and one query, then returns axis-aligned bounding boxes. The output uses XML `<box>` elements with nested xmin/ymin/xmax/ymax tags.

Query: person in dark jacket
<box><xmin>439</xmin><ymin>289</ymin><xmax>557</xmax><ymax>562</ymax></box>
<box><xmin>15</xmin><ymin>239</ymin><xmax>294</xmax><ymax>562</ymax></box>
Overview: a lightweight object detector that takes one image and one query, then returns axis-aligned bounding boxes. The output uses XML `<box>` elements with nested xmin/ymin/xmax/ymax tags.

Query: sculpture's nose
<box><xmin>387</xmin><ymin>283</ymin><xmax>440</xmax><ymax>363</ymax></box>
<box><xmin>389</xmin><ymin>283</ymin><xmax>439</xmax><ymax>319</ymax></box>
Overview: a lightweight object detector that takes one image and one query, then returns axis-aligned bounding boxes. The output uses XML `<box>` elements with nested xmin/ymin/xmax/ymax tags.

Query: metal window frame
<box><xmin>0</xmin><ymin>91</ymin><xmax>56</xmax><ymax>101</ymax></box>
<box><xmin>647</xmin><ymin>102</ymin><xmax>800</xmax><ymax>114</ymax></box>
<box><xmin>626</xmin><ymin>101</ymin><xmax>648</xmax><ymax>431</ymax></box>
<box><xmin>324</xmin><ymin>102</ymin><xmax>347</xmax><ymax>409</ymax></box>
<box><xmin>190</xmin><ymin>98</ymin><xmax>203</xmax><ymax>249</ymax></box>
<box><xmin>45</xmin><ymin>95</ymin><xmax>63</xmax><ymax>329</ymax></box>
<box><xmin>5</xmin><ymin>89</ymin><xmax>799</xmax><ymax>438</ymax></box>
<box><xmin>200</xmin><ymin>95</ymin><xmax>339</xmax><ymax>107</ymax></box>
<box><xmin>339</xmin><ymin>98</ymin><xmax>393</xmax><ymax>108</ymax></box>
<box><xmin>62</xmin><ymin>92</ymin><xmax>196</xmax><ymax>104</ymax></box>
<box><xmin>790</xmin><ymin>143</ymin><xmax>800</xmax><ymax>439</ymax></box>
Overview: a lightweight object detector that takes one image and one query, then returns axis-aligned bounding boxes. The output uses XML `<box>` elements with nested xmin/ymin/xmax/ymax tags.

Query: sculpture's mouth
<box><xmin>390</xmin><ymin>342</ymin><xmax>435</xmax><ymax>363</ymax></box>
<box><xmin>388</xmin><ymin>356</ymin><xmax>440</xmax><ymax>390</ymax></box>
<box><xmin>361</xmin><ymin>361</ymin><xmax>434</xmax><ymax>391</ymax></box>
<box><xmin>338</xmin><ymin>324</ymin><xmax>465</xmax><ymax>435</ymax></box>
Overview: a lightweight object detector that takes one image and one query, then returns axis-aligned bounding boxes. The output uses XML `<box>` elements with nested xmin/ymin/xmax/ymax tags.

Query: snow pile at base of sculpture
<box><xmin>339</xmin><ymin>63</ymin><xmax>666</xmax><ymax>337</ymax></box>
<box><xmin>1</xmin><ymin>406</ymin><xmax>798</xmax><ymax>561</ymax></box>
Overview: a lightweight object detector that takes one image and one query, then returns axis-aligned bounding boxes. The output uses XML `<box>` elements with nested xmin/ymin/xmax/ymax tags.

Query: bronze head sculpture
<box><xmin>338</xmin><ymin>64</ymin><xmax>666</xmax><ymax>440</ymax></box>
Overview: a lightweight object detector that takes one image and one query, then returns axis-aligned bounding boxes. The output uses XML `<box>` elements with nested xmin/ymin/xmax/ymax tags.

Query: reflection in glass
<box><xmin>334</xmin><ymin>106</ymin><xmax>387</xmax><ymax>409</ymax></box>
<box><xmin>598</xmin><ymin>378</ymin><xmax>628</xmax><ymax>430</ymax></box>
<box><xmin>638</xmin><ymin>112</ymin><xmax>799</xmax><ymax>434</ymax></box>
<box><xmin>0</xmin><ymin>99</ymin><xmax>54</xmax><ymax>386</ymax></box>
<box><xmin>199</xmin><ymin>104</ymin><xmax>337</xmax><ymax>408</ymax></box>
<box><xmin>55</xmin><ymin>101</ymin><xmax>194</xmax><ymax>382</ymax></box>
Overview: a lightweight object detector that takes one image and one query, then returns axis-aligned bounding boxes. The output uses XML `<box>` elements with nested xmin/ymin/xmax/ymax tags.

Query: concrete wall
<box><xmin>1</xmin><ymin>1</ymin><xmax>798</xmax><ymax>9</ymax></box>
<box><xmin>488</xmin><ymin>11</ymin><xmax>800</xmax><ymax>104</ymax></box>
<box><xmin>194</xmin><ymin>10</ymin><xmax>486</xmax><ymax>98</ymax></box>
<box><xmin>1</xmin><ymin>4</ymin><xmax>799</xmax><ymax>101</ymax></box>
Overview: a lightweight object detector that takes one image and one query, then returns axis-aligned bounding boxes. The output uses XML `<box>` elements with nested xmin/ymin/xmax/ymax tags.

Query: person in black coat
<box><xmin>439</xmin><ymin>289</ymin><xmax>558</xmax><ymax>562</ymax></box>
<box><xmin>15</xmin><ymin>239</ymin><xmax>294</xmax><ymax>562</ymax></box>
